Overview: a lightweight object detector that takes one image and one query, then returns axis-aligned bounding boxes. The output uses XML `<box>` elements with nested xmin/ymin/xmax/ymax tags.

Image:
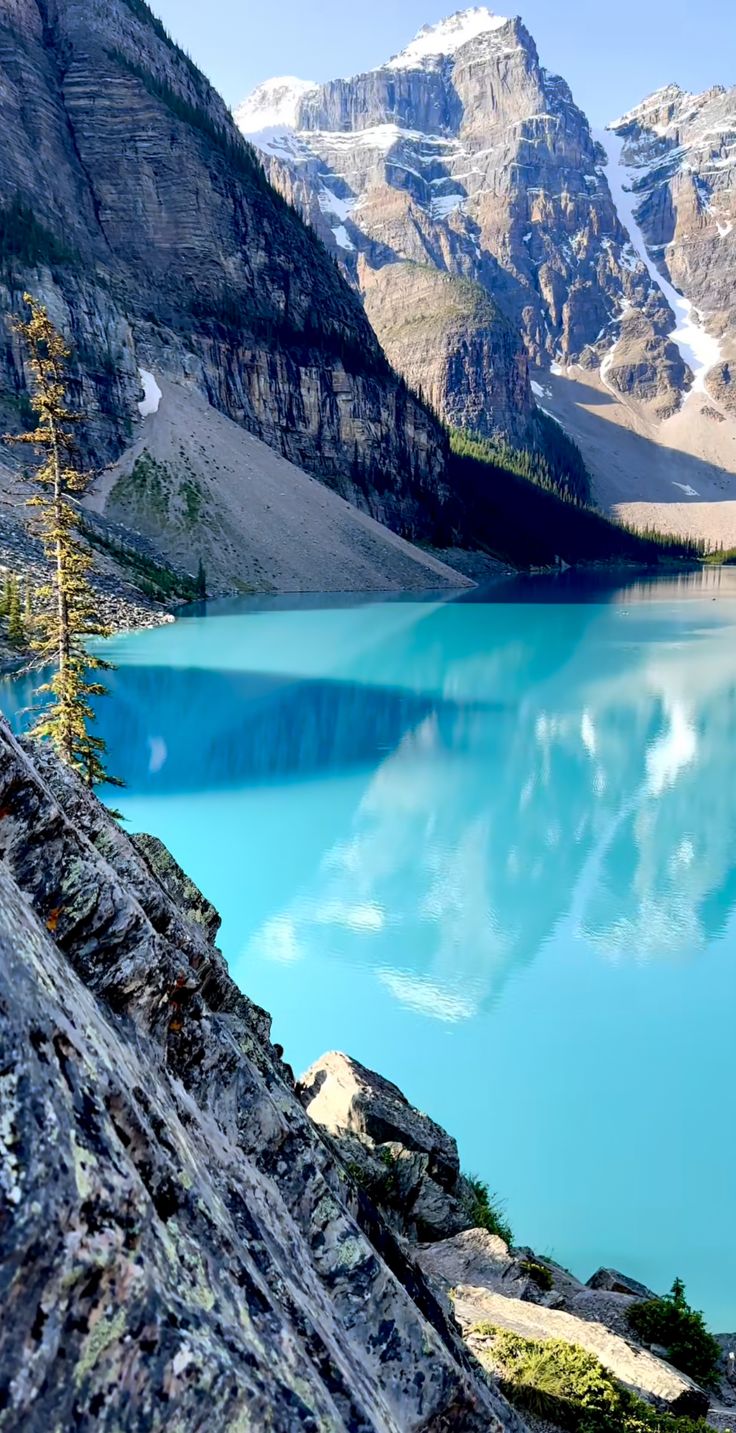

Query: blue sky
<box><xmin>150</xmin><ymin>0</ymin><xmax>733</xmax><ymax>124</ymax></box>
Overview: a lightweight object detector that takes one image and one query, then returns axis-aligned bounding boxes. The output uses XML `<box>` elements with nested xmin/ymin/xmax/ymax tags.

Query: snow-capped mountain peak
<box><xmin>234</xmin><ymin>76</ymin><xmax>316</xmax><ymax>133</ymax></box>
<box><xmin>608</xmin><ymin>83</ymin><xmax>684</xmax><ymax>132</ymax></box>
<box><xmin>384</xmin><ymin>7</ymin><xmax>509</xmax><ymax>69</ymax></box>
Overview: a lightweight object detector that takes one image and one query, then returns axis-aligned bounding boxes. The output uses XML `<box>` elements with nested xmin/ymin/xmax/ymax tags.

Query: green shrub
<box><xmin>0</xmin><ymin>194</ymin><xmax>75</xmax><ymax>271</ymax></box>
<box><xmin>461</xmin><ymin>1174</ymin><xmax>513</xmax><ymax>1245</ymax></box>
<box><xmin>704</xmin><ymin>546</ymin><xmax>736</xmax><ymax>565</ymax></box>
<box><xmin>475</xmin><ymin>1325</ymin><xmax>720</xmax><ymax>1432</ymax></box>
<box><xmin>78</xmin><ymin>520</ymin><xmax>199</xmax><ymax>603</ymax></box>
<box><xmin>626</xmin><ymin>1280</ymin><xmax>722</xmax><ymax>1389</ymax></box>
<box><xmin>520</xmin><ymin>1258</ymin><xmax>555</xmax><ymax>1292</ymax></box>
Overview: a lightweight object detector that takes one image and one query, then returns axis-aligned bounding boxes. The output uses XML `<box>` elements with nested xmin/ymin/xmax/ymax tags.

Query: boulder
<box><xmin>566</xmin><ymin>1287</ymin><xmax>638</xmax><ymax>1339</ymax></box>
<box><xmin>715</xmin><ymin>1334</ymin><xmax>736</xmax><ymax>1416</ymax></box>
<box><xmin>454</xmin><ymin>1287</ymin><xmax>710</xmax><ymax>1420</ymax></box>
<box><xmin>299</xmin><ymin>1051</ymin><xmax>475</xmax><ymax>1241</ymax></box>
<box><xmin>299</xmin><ymin>1051</ymin><xmax>459</xmax><ymax>1188</ymax></box>
<box><xmin>587</xmin><ymin>1267</ymin><xmax>656</xmax><ymax>1300</ymax></box>
<box><xmin>418</xmin><ymin>1229</ymin><xmax>529</xmax><ymax>1302</ymax></box>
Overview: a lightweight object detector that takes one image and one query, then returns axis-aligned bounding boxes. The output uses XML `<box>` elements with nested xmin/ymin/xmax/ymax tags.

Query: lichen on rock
<box><xmin>0</xmin><ymin>717</ymin><xmax>519</xmax><ymax>1431</ymax></box>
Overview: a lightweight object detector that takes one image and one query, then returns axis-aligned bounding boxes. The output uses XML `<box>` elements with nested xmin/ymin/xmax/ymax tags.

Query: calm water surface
<box><xmin>5</xmin><ymin>570</ymin><xmax>736</xmax><ymax>1328</ymax></box>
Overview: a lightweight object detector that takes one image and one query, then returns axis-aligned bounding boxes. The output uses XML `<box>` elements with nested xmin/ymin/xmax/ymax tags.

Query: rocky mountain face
<box><xmin>609</xmin><ymin>83</ymin><xmax>736</xmax><ymax>413</ymax></box>
<box><xmin>0</xmin><ymin>716</ymin><xmax>521</xmax><ymax>1431</ymax></box>
<box><xmin>0</xmin><ymin>0</ymin><xmax>448</xmax><ymax>537</ymax></box>
<box><xmin>237</xmin><ymin>7</ymin><xmax>691</xmax><ymax>436</ymax></box>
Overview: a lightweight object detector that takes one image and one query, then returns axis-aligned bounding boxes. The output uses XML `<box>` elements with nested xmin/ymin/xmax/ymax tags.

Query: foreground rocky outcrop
<box><xmin>0</xmin><ymin>717</ymin><xmax>521</xmax><ymax>1430</ymax></box>
<box><xmin>300</xmin><ymin>1054</ymin><xmax>730</xmax><ymax>1429</ymax></box>
<box><xmin>299</xmin><ymin>1050</ymin><xmax>480</xmax><ymax>1244</ymax></box>
<box><xmin>0</xmin><ymin>723</ymin><xmax>730</xmax><ymax>1429</ymax></box>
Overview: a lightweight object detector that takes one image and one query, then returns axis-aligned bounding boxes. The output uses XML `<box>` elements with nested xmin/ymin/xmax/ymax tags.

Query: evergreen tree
<box><xmin>24</xmin><ymin>575</ymin><xmax>33</xmax><ymax>623</ymax></box>
<box><xmin>6</xmin><ymin>576</ymin><xmax>24</xmax><ymax>646</ymax></box>
<box><xmin>0</xmin><ymin>570</ymin><xmax>10</xmax><ymax>619</ymax></box>
<box><xmin>3</xmin><ymin>294</ymin><xmax>122</xmax><ymax>791</ymax></box>
<box><xmin>196</xmin><ymin>557</ymin><xmax>207</xmax><ymax>600</ymax></box>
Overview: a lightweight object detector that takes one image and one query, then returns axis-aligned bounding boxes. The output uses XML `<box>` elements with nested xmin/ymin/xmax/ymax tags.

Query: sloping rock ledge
<box><xmin>0</xmin><ymin>718</ymin><xmax>730</xmax><ymax>1430</ymax></box>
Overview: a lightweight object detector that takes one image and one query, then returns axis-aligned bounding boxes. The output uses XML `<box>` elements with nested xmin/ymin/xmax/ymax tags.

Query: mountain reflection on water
<box><xmin>5</xmin><ymin>577</ymin><xmax>736</xmax><ymax>1004</ymax></box>
<box><xmin>4</xmin><ymin>570</ymin><xmax>735</xmax><ymax>1325</ymax></box>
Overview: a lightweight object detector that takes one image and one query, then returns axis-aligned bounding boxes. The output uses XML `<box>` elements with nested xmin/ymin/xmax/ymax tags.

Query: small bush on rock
<box><xmin>461</xmin><ymin>1174</ymin><xmax>513</xmax><ymax>1245</ymax></box>
<box><xmin>475</xmin><ymin>1326</ymin><xmax>720</xmax><ymax>1432</ymax></box>
<box><xmin>626</xmin><ymin>1279</ymin><xmax>722</xmax><ymax>1389</ymax></box>
<box><xmin>520</xmin><ymin>1258</ymin><xmax>555</xmax><ymax>1292</ymax></box>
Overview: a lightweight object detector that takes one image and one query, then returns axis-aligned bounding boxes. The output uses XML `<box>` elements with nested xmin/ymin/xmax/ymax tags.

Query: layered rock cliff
<box><xmin>0</xmin><ymin>0</ymin><xmax>448</xmax><ymax>535</ymax></box>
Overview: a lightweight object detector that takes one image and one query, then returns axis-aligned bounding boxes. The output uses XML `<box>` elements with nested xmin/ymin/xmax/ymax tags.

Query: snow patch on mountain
<box><xmin>318</xmin><ymin>189</ymin><xmax>356</xmax><ymax>221</ymax></box>
<box><xmin>385</xmin><ymin>7</ymin><xmax>508</xmax><ymax>69</ymax></box>
<box><xmin>332</xmin><ymin>224</ymin><xmax>355</xmax><ymax>250</ymax></box>
<box><xmin>242</xmin><ymin>125</ymin><xmax>315</xmax><ymax>161</ymax></box>
<box><xmin>234</xmin><ymin>77</ymin><xmax>317</xmax><ymax>132</ymax></box>
<box><xmin>137</xmin><ymin>369</ymin><xmax>162</xmax><ymax>418</ymax></box>
<box><xmin>598</xmin><ymin>128</ymin><xmax>722</xmax><ymax>394</ymax></box>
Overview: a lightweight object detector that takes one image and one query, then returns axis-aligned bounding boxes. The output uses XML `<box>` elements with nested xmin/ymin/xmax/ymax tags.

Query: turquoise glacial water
<box><xmin>4</xmin><ymin>570</ymin><xmax>736</xmax><ymax>1329</ymax></box>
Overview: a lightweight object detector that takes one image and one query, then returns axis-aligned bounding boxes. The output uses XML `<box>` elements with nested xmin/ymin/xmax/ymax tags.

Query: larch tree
<box><xmin>7</xmin><ymin>575</ymin><xmax>24</xmax><ymax>647</ymax></box>
<box><xmin>4</xmin><ymin>293</ymin><xmax>121</xmax><ymax>791</ymax></box>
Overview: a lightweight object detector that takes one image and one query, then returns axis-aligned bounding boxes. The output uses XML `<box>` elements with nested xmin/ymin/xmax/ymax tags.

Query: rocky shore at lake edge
<box><xmin>0</xmin><ymin>504</ymin><xmax>175</xmax><ymax>674</ymax></box>
<box><xmin>0</xmin><ymin>719</ymin><xmax>733</xmax><ymax>1430</ymax></box>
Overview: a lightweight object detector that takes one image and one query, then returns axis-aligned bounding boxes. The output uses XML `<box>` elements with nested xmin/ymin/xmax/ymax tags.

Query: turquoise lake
<box><xmin>4</xmin><ymin>570</ymin><xmax>736</xmax><ymax>1329</ymax></box>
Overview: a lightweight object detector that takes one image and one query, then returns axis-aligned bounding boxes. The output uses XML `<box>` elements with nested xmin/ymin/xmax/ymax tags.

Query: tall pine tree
<box><xmin>6</xmin><ymin>576</ymin><xmax>24</xmax><ymax>646</ymax></box>
<box><xmin>4</xmin><ymin>294</ymin><xmax>121</xmax><ymax>790</ymax></box>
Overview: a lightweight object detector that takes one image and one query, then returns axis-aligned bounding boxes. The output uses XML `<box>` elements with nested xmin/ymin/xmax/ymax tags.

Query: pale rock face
<box><xmin>459</xmin><ymin>1290</ymin><xmax>710</xmax><ymax>1419</ymax></box>
<box><xmin>237</xmin><ymin>7</ymin><xmax>685</xmax><ymax>437</ymax></box>
<box><xmin>610</xmin><ymin>85</ymin><xmax>736</xmax><ymax>333</ymax></box>
<box><xmin>608</xmin><ymin>83</ymin><xmax>736</xmax><ymax>404</ymax></box>
<box><xmin>300</xmin><ymin>1049</ymin><xmax>460</xmax><ymax>1185</ymax></box>
<box><xmin>299</xmin><ymin>1050</ymin><xmax>482</xmax><ymax>1242</ymax></box>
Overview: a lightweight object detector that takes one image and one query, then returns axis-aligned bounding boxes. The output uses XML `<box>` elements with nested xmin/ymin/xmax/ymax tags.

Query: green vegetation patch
<box><xmin>520</xmin><ymin>1259</ymin><xmax>555</xmax><ymax>1292</ymax></box>
<box><xmin>109</xmin><ymin>452</ymin><xmax>173</xmax><ymax>524</ymax></box>
<box><xmin>0</xmin><ymin>571</ymin><xmax>31</xmax><ymax>650</ymax></box>
<box><xmin>704</xmin><ymin>547</ymin><xmax>736</xmax><ymax>565</ymax></box>
<box><xmin>180</xmin><ymin>475</ymin><xmax>204</xmax><ymax>529</ymax></box>
<box><xmin>460</xmin><ymin>1174</ymin><xmax>513</xmax><ymax>1245</ymax></box>
<box><xmin>626</xmin><ymin>1281</ymin><xmax>722</xmax><ymax>1390</ymax></box>
<box><xmin>0</xmin><ymin>195</ymin><xmax>75</xmax><ymax>272</ymax></box>
<box><xmin>453</xmin><ymin>421</ymin><xmax>589</xmax><ymax>506</ymax></box>
<box><xmin>475</xmin><ymin>1326</ymin><xmax>720</xmax><ymax>1432</ymax></box>
<box><xmin>79</xmin><ymin>522</ymin><xmax>200</xmax><ymax>604</ymax></box>
<box><xmin>446</xmin><ymin>430</ymin><xmax>705</xmax><ymax>570</ymax></box>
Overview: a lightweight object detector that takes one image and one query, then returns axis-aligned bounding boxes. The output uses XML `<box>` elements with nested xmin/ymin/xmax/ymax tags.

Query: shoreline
<box><xmin>1</xmin><ymin>554</ymin><xmax>723</xmax><ymax>679</ymax></box>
